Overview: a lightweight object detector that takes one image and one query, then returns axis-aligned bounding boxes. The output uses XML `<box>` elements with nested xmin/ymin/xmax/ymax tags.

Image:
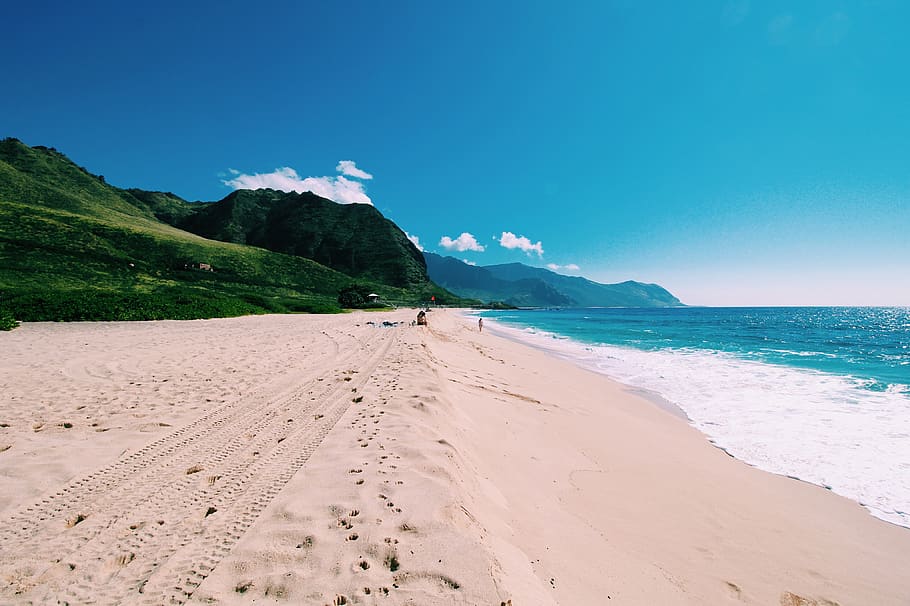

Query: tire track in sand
<box><xmin>0</xmin><ymin>325</ymin><xmax>396</xmax><ymax>605</ymax></box>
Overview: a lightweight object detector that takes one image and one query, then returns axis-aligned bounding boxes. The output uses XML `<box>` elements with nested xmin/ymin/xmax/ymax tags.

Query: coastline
<box><xmin>0</xmin><ymin>310</ymin><xmax>908</xmax><ymax>604</ymax></box>
<box><xmin>476</xmin><ymin>311</ymin><xmax>692</xmax><ymax>421</ymax></box>
<box><xmin>477</xmin><ymin>310</ymin><xmax>835</xmax><ymax>462</ymax></box>
<box><xmin>476</xmin><ymin>309</ymin><xmax>910</xmax><ymax>530</ymax></box>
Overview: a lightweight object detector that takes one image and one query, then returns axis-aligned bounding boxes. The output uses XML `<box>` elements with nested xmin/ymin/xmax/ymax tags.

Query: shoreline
<box><xmin>475</xmin><ymin>311</ymin><xmax>910</xmax><ymax>531</ymax></box>
<box><xmin>1</xmin><ymin>310</ymin><xmax>908</xmax><ymax>604</ymax></box>
<box><xmin>477</xmin><ymin>311</ymin><xmax>693</xmax><ymax>421</ymax></box>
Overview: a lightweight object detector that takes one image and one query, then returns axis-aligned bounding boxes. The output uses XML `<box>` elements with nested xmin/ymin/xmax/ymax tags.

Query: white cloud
<box><xmin>405</xmin><ymin>232</ymin><xmax>424</xmax><ymax>251</ymax></box>
<box><xmin>223</xmin><ymin>161</ymin><xmax>373</xmax><ymax>205</ymax></box>
<box><xmin>440</xmin><ymin>232</ymin><xmax>485</xmax><ymax>252</ymax></box>
<box><xmin>547</xmin><ymin>263</ymin><xmax>580</xmax><ymax>272</ymax></box>
<box><xmin>336</xmin><ymin>160</ymin><xmax>373</xmax><ymax>180</ymax></box>
<box><xmin>499</xmin><ymin>231</ymin><xmax>544</xmax><ymax>257</ymax></box>
<box><xmin>462</xmin><ymin>259</ymin><xmax>477</xmax><ymax>266</ymax></box>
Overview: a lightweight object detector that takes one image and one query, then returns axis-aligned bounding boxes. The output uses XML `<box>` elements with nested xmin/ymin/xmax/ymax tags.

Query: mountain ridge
<box><xmin>175</xmin><ymin>189</ymin><xmax>428</xmax><ymax>288</ymax></box>
<box><xmin>424</xmin><ymin>252</ymin><xmax>683</xmax><ymax>307</ymax></box>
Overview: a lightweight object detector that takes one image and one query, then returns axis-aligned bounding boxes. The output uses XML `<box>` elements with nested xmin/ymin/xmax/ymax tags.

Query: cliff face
<box><xmin>178</xmin><ymin>189</ymin><xmax>429</xmax><ymax>288</ymax></box>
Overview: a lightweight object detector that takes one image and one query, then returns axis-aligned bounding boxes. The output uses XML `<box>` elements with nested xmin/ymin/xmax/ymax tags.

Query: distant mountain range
<box><xmin>424</xmin><ymin>252</ymin><xmax>683</xmax><ymax>307</ymax></box>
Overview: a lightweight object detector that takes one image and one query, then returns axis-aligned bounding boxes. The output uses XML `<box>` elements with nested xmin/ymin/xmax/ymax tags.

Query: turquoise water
<box><xmin>478</xmin><ymin>307</ymin><xmax>910</xmax><ymax>528</ymax></box>
<box><xmin>482</xmin><ymin>307</ymin><xmax>909</xmax><ymax>391</ymax></box>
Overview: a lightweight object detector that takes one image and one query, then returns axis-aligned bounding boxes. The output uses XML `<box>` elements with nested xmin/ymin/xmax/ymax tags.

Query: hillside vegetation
<box><xmin>0</xmin><ymin>139</ymin><xmax>453</xmax><ymax>322</ymax></box>
<box><xmin>177</xmin><ymin>189</ymin><xmax>428</xmax><ymax>288</ymax></box>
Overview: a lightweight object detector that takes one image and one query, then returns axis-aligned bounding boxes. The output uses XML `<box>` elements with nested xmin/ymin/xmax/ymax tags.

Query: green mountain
<box><xmin>424</xmin><ymin>252</ymin><xmax>683</xmax><ymax>307</ymax></box>
<box><xmin>125</xmin><ymin>188</ymin><xmax>203</xmax><ymax>225</ymax></box>
<box><xmin>0</xmin><ymin>138</ymin><xmax>453</xmax><ymax>322</ymax></box>
<box><xmin>176</xmin><ymin>189</ymin><xmax>428</xmax><ymax>288</ymax></box>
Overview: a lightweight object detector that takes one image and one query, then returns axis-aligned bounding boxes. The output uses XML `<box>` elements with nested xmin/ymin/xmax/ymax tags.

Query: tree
<box><xmin>337</xmin><ymin>283</ymin><xmax>372</xmax><ymax>308</ymax></box>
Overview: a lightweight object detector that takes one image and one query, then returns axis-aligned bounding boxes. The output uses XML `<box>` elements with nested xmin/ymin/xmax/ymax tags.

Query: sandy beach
<box><xmin>0</xmin><ymin>309</ymin><xmax>907</xmax><ymax>605</ymax></box>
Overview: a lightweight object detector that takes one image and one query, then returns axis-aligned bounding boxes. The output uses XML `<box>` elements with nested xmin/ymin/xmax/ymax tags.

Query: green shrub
<box><xmin>338</xmin><ymin>283</ymin><xmax>373</xmax><ymax>308</ymax></box>
<box><xmin>0</xmin><ymin>311</ymin><xmax>18</xmax><ymax>330</ymax></box>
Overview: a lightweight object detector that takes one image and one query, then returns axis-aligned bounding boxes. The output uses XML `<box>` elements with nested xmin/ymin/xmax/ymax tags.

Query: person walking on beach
<box><xmin>478</xmin><ymin>317</ymin><xmax>483</xmax><ymax>333</ymax></box>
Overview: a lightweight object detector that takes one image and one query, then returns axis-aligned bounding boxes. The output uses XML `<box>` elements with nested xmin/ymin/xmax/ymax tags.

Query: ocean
<box><xmin>476</xmin><ymin>306</ymin><xmax>910</xmax><ymax>529</ymax></box>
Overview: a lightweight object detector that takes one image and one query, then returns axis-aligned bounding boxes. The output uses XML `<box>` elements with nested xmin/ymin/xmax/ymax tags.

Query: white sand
<box><xmin>0</xmin><ymin>310</ymin><xmax>907</xmax><ymax>605</ymax></box>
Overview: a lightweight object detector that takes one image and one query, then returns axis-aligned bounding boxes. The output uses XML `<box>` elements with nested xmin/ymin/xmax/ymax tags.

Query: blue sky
<box><xmin>3</xmin><ymin>0</ymin><xmax>908</xmax><ymax>306</ymax></box>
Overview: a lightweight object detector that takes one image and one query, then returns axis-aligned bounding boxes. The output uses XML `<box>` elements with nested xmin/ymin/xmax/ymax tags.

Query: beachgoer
<box><xmin>478</xmin><ymin>317</ymin><xmax>483</xmax><ymax>332</ymax></box>
<box><xmin>417</xmin><ymin>310</ymin><xmax>427</xmax><ymax>326</ymax></box>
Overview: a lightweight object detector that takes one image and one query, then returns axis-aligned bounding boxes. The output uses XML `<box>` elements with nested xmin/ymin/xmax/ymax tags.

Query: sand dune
<box><xmin>0</xmin><ymin>310</ymin><xmax>907</xmax><ymax>605</ymax></box>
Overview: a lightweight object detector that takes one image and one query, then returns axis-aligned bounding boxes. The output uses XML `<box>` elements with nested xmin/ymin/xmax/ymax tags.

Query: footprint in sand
<box><xmin>779</xmin><ymin>592</ymin><xmax>834</xmax><ymax>606</ymax></box>
<box><xmin>725</xmin><ymin>581</ymin><xmax>743</xmax><ymax>600</ymax></box>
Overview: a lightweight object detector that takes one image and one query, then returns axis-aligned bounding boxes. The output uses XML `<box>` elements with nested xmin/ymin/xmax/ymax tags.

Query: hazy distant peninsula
<box><xmin>424</xmin><ymin>252</ymin><xmax>683</xmax><ymax>307</ymax></box>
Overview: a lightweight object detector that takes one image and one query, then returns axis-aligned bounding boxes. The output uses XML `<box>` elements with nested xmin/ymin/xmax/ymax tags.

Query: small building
<box><xmin>367</xmin><ymin>293</ymin><xmax>380</xmax><ymax>303</ymax></box>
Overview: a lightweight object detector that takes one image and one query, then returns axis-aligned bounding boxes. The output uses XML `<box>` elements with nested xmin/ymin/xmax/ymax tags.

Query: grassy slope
<box><xmin>0</xmin><ymin>139</ymin><xmax>451</xmax><ymax>321</ymax></box>
<box><xmin>125</xmin><ymin>188</ymin><xmax>207</xmax><ymax>225</ymax></box>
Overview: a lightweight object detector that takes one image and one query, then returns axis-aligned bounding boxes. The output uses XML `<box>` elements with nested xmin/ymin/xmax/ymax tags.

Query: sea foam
<box><xmin>484</xmin><ymin>318</ymin><xmax>910</xmax><ymax>529</ymax></box>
